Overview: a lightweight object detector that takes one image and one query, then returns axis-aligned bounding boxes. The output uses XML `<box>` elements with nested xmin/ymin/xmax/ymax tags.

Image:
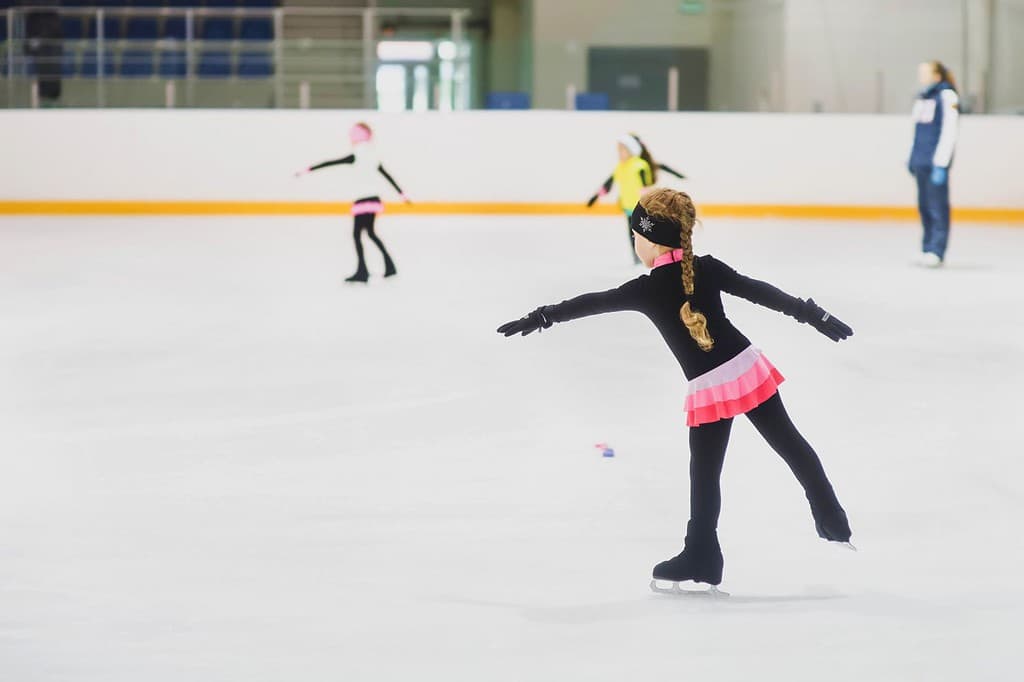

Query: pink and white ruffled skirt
<box><xmin>684</xmin><ymin>346</ymin><xmax>784</xmax><ymax>427</ymax></box>
<box><xmin>351</xmin><ymin>198</ymin><xmax>384</xmax><ymax>216</ymax></box>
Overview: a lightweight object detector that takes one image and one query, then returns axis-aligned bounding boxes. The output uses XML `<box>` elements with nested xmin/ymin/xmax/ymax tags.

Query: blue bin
<box><xmin>485</xmin><ymin>92</ymin><xmax>530</xmax><ymax>110</ymax></box>
<box><xmin>575</xmin><ymin>92</ymin><xmax>609</xmax><ymax>111</ymax></box>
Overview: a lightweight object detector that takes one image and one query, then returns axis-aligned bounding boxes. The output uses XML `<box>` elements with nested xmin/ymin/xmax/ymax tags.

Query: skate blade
<box><xmin>837</xmin><ymin>541</ymin><xmax>857</xmax><ymax>552</ymax></box>
<box><xmin>649</xmin><ymin>579</ymin><xmax>729</xmax><ymax>598</ymax></box>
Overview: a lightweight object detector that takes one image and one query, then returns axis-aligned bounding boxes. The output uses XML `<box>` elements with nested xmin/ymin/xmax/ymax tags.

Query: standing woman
<box><xmin>587</xmin><ymin>134</ymin><xmax>687</xmax><ymax>264</ymax></box>
<box><xmin>909</xmin><ymin>61</ymin><xmax>959</xmax><ymax>268</ymax></box>
<box><xmin>296</xmin><ymin>122</ymin><xmax>409</xmax><ymax>283</ymax></box>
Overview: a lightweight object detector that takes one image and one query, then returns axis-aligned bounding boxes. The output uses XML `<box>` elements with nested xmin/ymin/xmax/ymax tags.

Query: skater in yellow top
<box><xmin>587</xmin><ymin>133</ymin><xmax>687</xmax><ymax>263</ymax></box>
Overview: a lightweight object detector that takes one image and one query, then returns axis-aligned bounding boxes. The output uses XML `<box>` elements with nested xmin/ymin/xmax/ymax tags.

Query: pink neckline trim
<box><xmin>652</xmin><ymin>249</ymin><xmax>685</xmax><ymax>268</ymax></box>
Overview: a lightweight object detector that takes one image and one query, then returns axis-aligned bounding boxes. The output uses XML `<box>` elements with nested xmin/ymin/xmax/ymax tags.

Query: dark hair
<box><xmin>931</xmin><ymin>61</ymin><xmax>958</xmax><ymax>92</ymax></box>
<box><xmin>632</xmin><ymin>134</ymin><xmax>658</xmax><ymax>185</ymax></box>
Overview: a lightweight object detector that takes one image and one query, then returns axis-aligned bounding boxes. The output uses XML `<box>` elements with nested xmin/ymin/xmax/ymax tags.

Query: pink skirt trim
<box><xmin>684</xmin><ymin>351</ymin><xmax>784</xmax><ymax>427</ymax></box>
<box><xmin>352</xmin><ymin>201</ymin><xmax>383</xmax><ymax>216</ymax></box>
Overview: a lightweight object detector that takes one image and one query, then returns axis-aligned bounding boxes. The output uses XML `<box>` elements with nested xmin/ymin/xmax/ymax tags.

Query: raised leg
<box><xmin>744</xmin><ymin>393</ymin><xmax>851</xmax><ymax>542</ymax></box>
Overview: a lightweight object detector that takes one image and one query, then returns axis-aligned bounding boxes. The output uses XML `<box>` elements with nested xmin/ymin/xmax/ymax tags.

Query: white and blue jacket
<box><xmin>909</xmin><ymin>81</ymin><xmax>959</xmax><ymax>170</ymax></box>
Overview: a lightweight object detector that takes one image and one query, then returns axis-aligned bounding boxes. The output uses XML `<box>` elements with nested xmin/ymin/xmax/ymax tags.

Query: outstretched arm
<box><xmin>710</xmin><ymin>257</ymin><xmax>853</xmax><ymax>342</ymax></box>
<box><xmin>304</xmin><ymin>155</ymin><xmax>356</xmax><ymax>173</ymax></box>
<box><xmin>658</xmin><ymin>163</ymin><xmax>687</xmax><ymax>180</ymax></box>
<box><xmin>377</xmin><ymin>164</ymin><xmax>406</xmax><ymax>197</ymax></box>
<box><xmin>587</xmin><ymin>176</ymin><xmax>615</xmax><ymax>207</ymax></box>
<box><xmin>497</xmin><ymin>278</ymin><xmax>647</xmax><ymax>336</ymax></box>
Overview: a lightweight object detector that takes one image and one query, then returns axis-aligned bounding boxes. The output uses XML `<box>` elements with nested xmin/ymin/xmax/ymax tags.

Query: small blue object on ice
<box><xmin>594</xmin><ymin>443</ymin><xmax>615</xmax><ymax>458</ymax></box>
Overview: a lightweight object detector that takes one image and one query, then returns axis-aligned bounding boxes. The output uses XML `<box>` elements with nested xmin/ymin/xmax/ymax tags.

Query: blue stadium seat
<box><xmin>0</xmin><ymin>17</ymin><xmax>7</xmax><ymax>42</ymax></box>
<box><xmin>80</xmin><ymin>50</ymin><xmax>116</xmax><ymax>77</ymax></box>
<box><xmin>205</xmin><ymin>0</ymin><xmax>238</xmax><ymax>7</ymax></box>
<box><xmin>62</xmin><ymin>50</ymin><xmax>77</xmax><ymax>77</ymax></box>
<box><xmin>240</xmin><ymin>0</ymin><xmax>278</xmax><ymax>6</ymax></box>
<box><xmin>198</xmin><ymin>50</ymin><xmax>230</xmax><ymax>77</ymax></box>
<box><xmin>485</xmin><ymin>92</ymin><xmax>530</xmax><ymax>110</ymax></box>
<box><xmin>61</xmin><ymin>17</ymin><xmax>85</xmax><ymax>40</ymax></box>
<box><xmin>86</xmin><ymin>17</ymin><xmax>123</xmax><ymax>40</ymax></box>
<box><xmin>166</xmin><ymin>0</ymin><xmax>202</xmax><ymax>6</ymax></box>
<box><xmin>120</xmin><ymin>49</ymin><xmax>154</xmax><ymax>77</ymax></box>
<box><xmin>158</xmin><ymin>49</ymin><xmax>187</xmax><ymax>78</ymax></box>
<box><xmin>125</xmin><ymin>18</ymin><xmax>160</xmax><ymax>40</ymax></box>
<box><xmin>133</xmin><ymin>0</ymin><xmax>166</xmax><ymax>6</ymax></box>
<box><xmin>201</xmin><ymin>18</ymin><xmax>234</xmax><ymax>41</ymax></box>
<box><xmin>239</xmin><ymin>18</ymin><xmax>272</xmax><ymax>41</ymax></box>
<box><xmin>237</xmin><ymin>51</ymin><xmax>272</xmax><ymax>78</ymax></box>
<box><xmin>162</xmin><ymin>17</ymin><xmax>187</xmax><ymax>40</ymax></box>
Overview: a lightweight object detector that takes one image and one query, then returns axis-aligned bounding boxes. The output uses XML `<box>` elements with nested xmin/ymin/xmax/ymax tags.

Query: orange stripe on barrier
<box><xmin>1</xmin><ymin>201</ymin><xmax>1023</xmax><ymax>223</ymax></box>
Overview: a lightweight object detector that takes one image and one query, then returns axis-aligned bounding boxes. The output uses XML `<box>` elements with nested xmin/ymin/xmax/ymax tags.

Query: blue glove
<box><xmin>930</xmin><ymin>166</ymin><xmax>948</xmax><ymax>185</ymax></box>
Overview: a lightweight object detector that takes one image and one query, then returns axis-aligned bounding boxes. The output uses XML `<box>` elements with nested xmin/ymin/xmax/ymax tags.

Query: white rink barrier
<box><xmin>1</xmin><ymin>110</ymin><xmax>1022</xmax><ymax>220</ymax></box>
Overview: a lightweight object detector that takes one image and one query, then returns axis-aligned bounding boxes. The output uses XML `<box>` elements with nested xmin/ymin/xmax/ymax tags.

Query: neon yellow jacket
<box><xmin>612</xmin><ymin>156</ymin><xmax>653</xmax><ymax>212</ymax></box>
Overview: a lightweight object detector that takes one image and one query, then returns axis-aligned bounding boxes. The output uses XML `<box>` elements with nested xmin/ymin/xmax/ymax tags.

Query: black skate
<box><xmin>383</xmin><ymin>260</ymin><xmax>397</xmax><ymax>278</ymax></box>
<box><xmin>345</xmin><ymin>268</ymin><xmax>369</xmax><ymax>283</ymax></box>
<box><xmin>650</xmin><ymin>524</ymin><xmax>727</xmax><ymax>597</ymax></box>
<box><xmin>812</xmin><ymin>504</ymin><xmax>856</xmax><ymax>551</ymax></box>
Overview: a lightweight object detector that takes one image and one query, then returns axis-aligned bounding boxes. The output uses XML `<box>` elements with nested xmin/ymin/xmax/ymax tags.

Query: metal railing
<box><xmin>1</xmin><ymin>5</ymin><xmax>472</xmax><ymax>109</ymax></box>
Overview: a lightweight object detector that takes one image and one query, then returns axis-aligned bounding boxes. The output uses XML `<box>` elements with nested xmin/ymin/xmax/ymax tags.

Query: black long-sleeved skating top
<box><xmin>308</xmin><ymin>152</ymin><xmax>405</xmax><ymax>198</ymax></box>
<box><xmin>543</xmin><ymin>256</ymin><xmax>806</xmax><ymax>379</ymax></box>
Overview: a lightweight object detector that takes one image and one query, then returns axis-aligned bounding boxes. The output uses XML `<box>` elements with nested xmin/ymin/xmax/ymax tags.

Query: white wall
<box><xmin>1</xmin><ymin>110</ymin><xmax>1022</xmax><ymax>208</ymax></box>
<box><xmin>709</xmin><ymin>0</ymin><xmax>785</xmax><ymax>112</ymax></box>
<box><xmin>530</xmin><ymin>0</ymin><xmax>713</xmax><ymax>109</ymax></box>
<box><xmin>783</xmin><ymin>0</ymin><xmax>962</xmax><ymax>113</ymax></box>
<box><xmin>779</xmin><ymin>0</ymin><xmax>1023</xmax><ymax>114</ymax></box>
<box><xmin>991</xmin><ymin>0</ymin><xmax>1024</xmax><ymax>113</ymax></box>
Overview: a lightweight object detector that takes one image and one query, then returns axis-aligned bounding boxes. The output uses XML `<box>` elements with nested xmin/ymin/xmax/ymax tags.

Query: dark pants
<box><xmin>914</xmin><ymin>166</ymin><xmax>951</xmax><ymax>260</ymax></box>
<box><xmin>687</xmin><ymin>393</ymin><xmax>844</xmax><ymax>533</ymax></box>
<box><xmin>351</xmin><ymin>212</ymin><xmax>395</xmax><ymax>276</ymax></box>
<box><xmin>624</xmin><ymin>212</ymin><xmax>640</xmax><ymax>264</ymax></box>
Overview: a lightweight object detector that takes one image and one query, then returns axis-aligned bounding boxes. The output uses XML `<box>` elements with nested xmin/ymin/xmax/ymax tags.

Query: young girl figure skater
<box><xmin>498</xmin><ymin>188</ymin><xmax>853</xmax><ymax>593</ymax></box>
<box><xmin>586</xmin><ymin>134</ymin><xmax>686</xmax><ymax>264</ymax></box>
<box><xmin>296</xmin><ymin>122</ymin><xmax>409</xmax><ymax>283</ymax></box>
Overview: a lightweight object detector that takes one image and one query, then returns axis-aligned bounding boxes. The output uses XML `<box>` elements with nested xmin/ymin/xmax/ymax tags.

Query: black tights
<box><xmin>626</xmin><ymin>215</ymin><xmax>640</xmax><ymax>264</ymax></box>
<box><xmin>352</xmin><ymin>212</ymin><xmax>395</xmax><ymax>275</ymax></box>
<box><xmin>688</xmin><ymin>392</ymin><xmax>842</xmax><ymax>533</ymax></box>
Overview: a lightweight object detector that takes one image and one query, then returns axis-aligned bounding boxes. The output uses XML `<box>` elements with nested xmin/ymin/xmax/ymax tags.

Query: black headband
<box><xmin>630</xmin><ymin>203</ymin><xmax>682</xmax><ymax>248</ymax></box>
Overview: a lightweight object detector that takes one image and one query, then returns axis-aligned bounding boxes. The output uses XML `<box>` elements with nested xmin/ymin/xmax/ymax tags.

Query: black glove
<box><xmin>586</xmin><ymin>193</ymin><xmax>599</xmax><ymax>207</ymax></box>
<box><xmin>797</xmin><ymin>298</ymin><xmax>853</xmax><ymax>342</ymax></box>
<box><xmin>496</xmin><ymin>307</ymin><xmax>553</xmax><ymax>337</ymax></box>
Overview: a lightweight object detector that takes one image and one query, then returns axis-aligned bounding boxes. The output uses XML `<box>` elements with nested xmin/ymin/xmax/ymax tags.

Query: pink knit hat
<box><xmin>349</xmin><ymin>123</ymin><xmax>372</xmax><ymax>145</ymax></box>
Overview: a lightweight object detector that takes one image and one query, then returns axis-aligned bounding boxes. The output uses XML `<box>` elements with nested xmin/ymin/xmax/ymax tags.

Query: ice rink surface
<box><xmin>1</xmin><ymin>213</ymin><xmax>1022</xmax><ymax>681</ymax></box>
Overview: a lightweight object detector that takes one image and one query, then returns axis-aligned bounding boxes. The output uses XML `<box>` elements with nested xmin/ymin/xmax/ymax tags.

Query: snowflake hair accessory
<box><xmin>629</xmin><ymin>203</ymin><xmax>683</xmax><ymax>248</ymax></box>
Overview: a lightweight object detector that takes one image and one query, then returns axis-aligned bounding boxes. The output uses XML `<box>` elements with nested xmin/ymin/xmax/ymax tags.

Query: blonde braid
<box><xmin>639</xmin><ymin>188</ymin><xmax>714</xmax><ymax>352</ymax></box>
